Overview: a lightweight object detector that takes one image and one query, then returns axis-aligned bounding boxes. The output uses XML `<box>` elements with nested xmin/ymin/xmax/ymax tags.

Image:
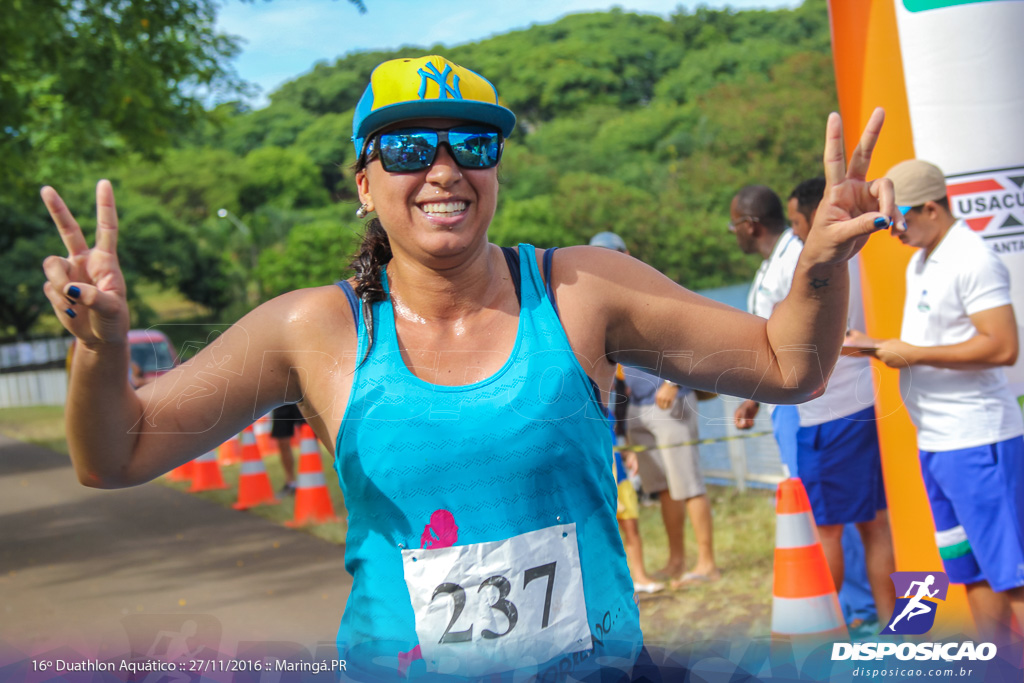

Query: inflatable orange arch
<box><xmin>829</xmin><ymin>0</ymin><xmax>973</xmax><ymax>635</ymax></box>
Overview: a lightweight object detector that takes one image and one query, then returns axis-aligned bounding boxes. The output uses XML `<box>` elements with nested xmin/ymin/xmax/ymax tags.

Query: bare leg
<box><xmin>1005</xmin><ymin>585</ymin><xmax>1024</xmax><ymax>638</ymax></box>
<box><xmin>276</xmin><ymin>437</ymin><xmax>295</xmax><ymax>485</ymax></box>
<box><xmin>966</xmin><ymin>580</ymin><xmax>1013</xmax><ymax>644</ymax></box>
<box><xmin>684</xmin><ymin>494</ymin><xmax>720</xmax><ymax>579</ymax></box>
<box><xmin>818</xmin><ymin>523</ymin><xmax>845</xmax><ymax>593</ymax></box>
<box><xmin>619</xmin><ymin>518</ymin><xmax>660</xmax><ymax>586</ymax></box>
<box><xmin>855</xmin><ymin>510</ymin><xmax>897</xmax><ymax>627</ymax></box>
<box><xmin>658</xmin><ymin>490</ymin><xmax>686</xmax><ymax>579</ymax></box>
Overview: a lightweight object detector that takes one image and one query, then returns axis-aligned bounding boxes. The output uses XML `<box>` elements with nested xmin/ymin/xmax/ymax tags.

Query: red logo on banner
<box><xmin>946</xmin><ymin>166</ymin><xmax>1024</xmax><ymax>234</ymax></box>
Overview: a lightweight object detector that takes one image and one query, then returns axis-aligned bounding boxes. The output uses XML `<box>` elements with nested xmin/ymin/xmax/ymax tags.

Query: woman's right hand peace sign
<box><xmin>40</xmin><ymin>180</ymin><xmax>130</xmax><ymax>346</ymax></box>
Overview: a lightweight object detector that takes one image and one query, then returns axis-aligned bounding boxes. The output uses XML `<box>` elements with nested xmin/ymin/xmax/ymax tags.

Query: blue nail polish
<box><xmin>65</xmin><ymin>308</ymin><xmax>77</xmax><ymax>319</ymax></box>
<box><xmin>65</xmin><ymin>296</ymin><xmax>76</xmax><ymax>306</ymax></box>
<box><xmin>68</xmin><ymin>285</ymin><xmax>81</xmax><ymax>298</ymax></box>
<box><xmin>873</xmin><ymin>216</ymin><xmax>887</xmax><ymax>228</ymax></box>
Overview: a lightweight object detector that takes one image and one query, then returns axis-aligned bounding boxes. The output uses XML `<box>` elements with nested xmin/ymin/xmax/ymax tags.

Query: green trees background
<box><xmin>1</xmin><ymin>0</ymin><xmax>837</xmax><ymax>339</ymax></box>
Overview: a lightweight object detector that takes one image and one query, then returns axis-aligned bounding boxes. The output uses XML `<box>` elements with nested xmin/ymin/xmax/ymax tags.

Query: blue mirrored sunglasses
<box><xmin>364</xmin><ymin>125</ymin><xmax>503</xmax><ymax>172</ymax></box>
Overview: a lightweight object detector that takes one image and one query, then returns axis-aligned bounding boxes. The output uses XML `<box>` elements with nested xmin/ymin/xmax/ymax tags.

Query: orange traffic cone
<box><xmin>166</xmin><ymin>459</ymin><xmax>194</xmax><ymax>483</ymax></box>
<box><xmin>233</xmin><ymin>425</ymin><xmax>278</xmax><ymax>510</ymax></box>
<box><xmin>218</xmin><ymin>433</ymin><xmax>241</xmax><ymax>466</ymax></box>
<box><xmin>771</xmin><ymin>478</ymin><xmax>848</xmax><ymax>642</ymax></box>
<box><xmin>286</xmin><ymin>424</ymin><xmax>338</xmax><ymax>527</ymax></box>
<box><xmin>189</xmin><ymin>449</ymin><xmax>228</xmax><ymax>492</ymax></box>
<box><xmin>254</xmin><ymin>413</ymin><xmax>278</xmax><ymax>458</ymax></box>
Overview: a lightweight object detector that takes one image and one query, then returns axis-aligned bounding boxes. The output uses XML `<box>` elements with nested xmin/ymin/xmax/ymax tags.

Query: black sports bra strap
<box><xmin>542</xmin><ymin>247</ymin><xmax>560</xmax><ymax>320</ymax></box>
<box><xmin>500</xmin><ymin>246</ymin><xmax>522</xmax><ymax>306</ymax></box>
<box><xmin>335</xmin><ymin>280</ymin><xmax>359</xmax><ymax>323</ymax></box>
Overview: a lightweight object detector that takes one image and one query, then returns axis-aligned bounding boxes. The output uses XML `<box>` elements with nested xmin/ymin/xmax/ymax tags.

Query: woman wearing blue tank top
<box><xmin>41</xmin><ymin>53</ymin><xmax>903</xmax><ymax>681</ymax></box>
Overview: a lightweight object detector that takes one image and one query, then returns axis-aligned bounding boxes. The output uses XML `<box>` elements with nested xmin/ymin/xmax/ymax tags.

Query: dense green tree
<box><xmin>239</xmin><ymin>147</ymin><xmax>328</xmax><ymax>213</ymax></box>
<box><xmin>293</xmin><ymin>112</ymin><xmax>358</xmax><ymax>200</ymax></box>
<box><xmin>257</xmin><ymin>215</ymin><xmax>364</xmax><ymax>297</ymax></box>
<box><xmin>0</xmin><ymin>211</ymin><xmax>61</xmax><ymax>335</ymax></box>
<box><xmin>0</xmin><ymin>0</ymin><xmax>246</xmax><ymax>337</ymax></box>
<box><xmin>270</xmin><ymin>49</ymin><xmax>420</xmax><ymax>116</ymax></box>
<box><xmin>0</xmin><ymin>0</ymin><xmax>245</xmax><ymax>195</ymax></box>
<box><xmin>118</xmin><ymin>148</ymin><xmax>248</xmax><ymax>224</ymax></box>
<box><xmin>452</xmin><ymin>11</ymin><xmax>684</xmax><ymax>126</ymax></box>
<box><xmin>220</xmin><ymin>104</ymin><xmax>317</xmax><ymax>156</ymax></box>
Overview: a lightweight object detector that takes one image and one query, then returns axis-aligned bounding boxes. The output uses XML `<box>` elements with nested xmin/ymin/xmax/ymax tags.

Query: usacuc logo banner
<box><xmin>882</xmin><ymin>572</ymin><xmax>949</xmax><ymax>635</ymax></box>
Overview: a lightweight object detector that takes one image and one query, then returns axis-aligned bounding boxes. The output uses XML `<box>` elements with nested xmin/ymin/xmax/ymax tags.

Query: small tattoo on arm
<box><xmin>810</xmin><ymin>278</ymin><xmax>830</xmax><ymax>289</ymax></box>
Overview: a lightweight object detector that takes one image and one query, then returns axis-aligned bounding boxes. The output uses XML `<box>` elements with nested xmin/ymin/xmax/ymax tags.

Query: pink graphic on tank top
<box><xmin>397</xmin><ymin>645</ymin><xmax>422</xmax><ymax>678</ymax></box>
<box><xmin>397</xmin><ymin>509</ymin><xmax>458</xmax><ymax>677</ymax></box>
<box><xmin>420</xmin><ymin>509</ymin><xmax>459</xmax><ymax>549</ymax></box>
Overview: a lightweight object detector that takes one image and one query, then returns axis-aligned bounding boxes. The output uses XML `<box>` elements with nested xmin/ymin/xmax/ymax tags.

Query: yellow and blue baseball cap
<box><xmin>352</xmin><ymin>55</ymin><xmax>516</xmax><ymax>157</ymax></box>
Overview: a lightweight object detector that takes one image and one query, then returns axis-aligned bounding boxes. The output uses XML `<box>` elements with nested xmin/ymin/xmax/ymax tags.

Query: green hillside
<box><xmin>1</xmin><ymin>0</ymin><xmax>836</xmax><ymax>338</ymax></box>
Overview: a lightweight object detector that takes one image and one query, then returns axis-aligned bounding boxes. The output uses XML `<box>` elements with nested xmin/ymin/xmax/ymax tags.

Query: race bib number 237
<box><xmin>402</xmin><ymin>523</ymin><xmax>592</xmax><ymax>676</ymax></box>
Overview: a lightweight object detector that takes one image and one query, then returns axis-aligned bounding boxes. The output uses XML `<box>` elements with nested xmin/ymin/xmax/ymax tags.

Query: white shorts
<box><xmin>625</xmin><ymin>392</ymin><xmax>706</xmax><ymax>501</ymax></box>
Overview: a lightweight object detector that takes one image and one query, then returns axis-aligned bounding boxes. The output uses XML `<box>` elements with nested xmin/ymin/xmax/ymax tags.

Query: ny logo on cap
<box><xmin>417</xmin><ymin>62</ymin><xmax>462</xmax><ymax>100</ymax></box>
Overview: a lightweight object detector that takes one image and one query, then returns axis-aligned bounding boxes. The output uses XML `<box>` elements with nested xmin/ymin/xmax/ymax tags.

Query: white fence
<box><xmin>694</xmin><ymin>395</ymin><xmax>786</xmax><ymax>492</ymax></box>
<box><xmin>0</xmin><ymin>337</ymin><xmax>74</xmax><ymax>408</ymax></box>
<box><xmin>0</xmin><ymin>369</ymin><xmax>68</xmax><ymax>408</ymax></box>
<box><xmin>1</xmin><ymin>337</ymin><xmax>74</xmax><ymax>369</ymax></box>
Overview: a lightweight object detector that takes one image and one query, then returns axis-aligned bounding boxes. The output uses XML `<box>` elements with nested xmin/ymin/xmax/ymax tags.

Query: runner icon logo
<box><xmin>881</xmin><ymin>571</ymin><xmax>949</xmax><ymax>635</ymax></box>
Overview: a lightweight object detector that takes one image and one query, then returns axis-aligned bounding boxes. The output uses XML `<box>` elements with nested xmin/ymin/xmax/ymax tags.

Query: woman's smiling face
<box><xmin>356</xmin><ymin>118</ymin><xmax>499</xmax><ymax>261</ymax></box>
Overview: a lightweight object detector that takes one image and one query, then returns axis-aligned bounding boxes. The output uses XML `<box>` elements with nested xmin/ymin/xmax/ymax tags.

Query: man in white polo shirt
<box><xmin>854</xmin><ymin>159</ymin><xmax>1024</xmax><ymax>640</ymax></box>
<box><xmin>728</xmin><ymin>185</ymin><xmax>802</xmax><ymax>431</ymax></box>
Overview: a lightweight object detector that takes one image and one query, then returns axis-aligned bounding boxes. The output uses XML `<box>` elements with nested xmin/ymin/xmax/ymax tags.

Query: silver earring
<box><xmin>356</xmin><ymin>204</ymin><xmax>369</xmax><ymax>219</ymax></box>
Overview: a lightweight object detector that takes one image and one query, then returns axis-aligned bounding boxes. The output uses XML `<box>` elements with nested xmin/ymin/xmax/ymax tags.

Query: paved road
<box><xmin>0</xmin><ymin>435</ymin><xmax>351</xmax><ymax>671</ymax></box>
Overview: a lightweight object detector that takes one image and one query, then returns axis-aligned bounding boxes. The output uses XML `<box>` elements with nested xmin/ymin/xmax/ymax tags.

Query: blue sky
<box><xmin>216</xmin><ymin>0</ymin><xmax>799</xmax><ymax>108</ymax></box>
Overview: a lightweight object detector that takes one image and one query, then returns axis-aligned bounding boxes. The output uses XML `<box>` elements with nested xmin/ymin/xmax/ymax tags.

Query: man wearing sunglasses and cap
<box><xmin>41</xmin><ymin>51</ymin><xmax>902</xmax><ymax>681</ymax></box>
<box><xmin>849</xmin><ymin>159</ymin><xmax>1024</xmax><ymax>642</ymax></box>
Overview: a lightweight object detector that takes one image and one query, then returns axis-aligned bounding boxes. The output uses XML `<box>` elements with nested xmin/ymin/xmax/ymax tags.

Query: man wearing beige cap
<box><xmin>850</xmin><ymin>159</ymin><xmax>1024</xmax><ymax>640</ymax></box>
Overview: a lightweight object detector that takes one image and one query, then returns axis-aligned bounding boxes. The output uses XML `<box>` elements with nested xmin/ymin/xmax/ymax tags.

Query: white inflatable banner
<box><xmin>894</xmin><ymin>0</ymin><xmax>1024</xmax><ymax>404</ymax></box>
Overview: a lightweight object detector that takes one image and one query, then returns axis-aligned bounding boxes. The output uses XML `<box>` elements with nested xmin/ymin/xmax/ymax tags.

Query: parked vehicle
<box><xmin>66</xmin><ymin>329</ymin><xmax>179</xmax><ymax>386</ymax></box>
<box><xmin>127</xmin><ymin>329</ymin><xmax>179</xmax><ymax>383</ymax></box>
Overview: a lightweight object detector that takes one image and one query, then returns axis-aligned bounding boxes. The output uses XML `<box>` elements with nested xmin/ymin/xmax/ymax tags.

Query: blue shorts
<box><xmin>796</xmin><ymin>406</ymin><xmax>887</xmax><ymax>526</ymax></box>
<box><xmin>772</xmin><ymin>405</ymin><xmax>800</xmax><ymax>478</ymax></box>
<box><xmin>920</xmin><ymin>436</ymin><xmax>1024</xmax><ymax>592</ymax></box>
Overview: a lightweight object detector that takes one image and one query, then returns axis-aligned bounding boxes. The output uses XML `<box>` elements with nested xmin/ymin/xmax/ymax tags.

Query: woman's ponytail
<box><xmin>349</xmin><ymin>217</ymin><xmax>391</xmax><ymax>365</ymax></box>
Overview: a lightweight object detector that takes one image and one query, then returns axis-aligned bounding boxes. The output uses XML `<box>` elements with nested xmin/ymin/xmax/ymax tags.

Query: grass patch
<box><xmin>633</xmin><ymin>487</ymin><xmax>775</xmax><ymax>644</ymax></box>
<box><xmin>134</xmin><ymin>282</ymin><xmax>211</xmax><ymax>321</ymax></box>
<box><xmin>0</xmin><ymin>406</ymin><xmax>775</xmax><ymax>641</ymax></box>
<box><xmin>0</xmin><ymin>405</ymin><xmax>69</xmax><ymax>454</ymax></box>
<box><xmin>161</xmin><ymin>444</ymin><xmax>349</xmax><ymax>546</ymax></box>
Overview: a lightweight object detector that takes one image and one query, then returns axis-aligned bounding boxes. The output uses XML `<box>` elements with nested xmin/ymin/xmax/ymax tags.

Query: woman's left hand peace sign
<box><xmin>803</xmin><ymin>107</ymin><xmax>905</xmax><ymax>266</ymax></box>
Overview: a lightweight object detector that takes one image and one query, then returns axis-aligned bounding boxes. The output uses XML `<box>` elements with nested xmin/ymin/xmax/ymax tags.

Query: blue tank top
<box><xmin>333</xmin><ymin>245</ymin><xmax>642</xmax><ymax>680</ymax></box>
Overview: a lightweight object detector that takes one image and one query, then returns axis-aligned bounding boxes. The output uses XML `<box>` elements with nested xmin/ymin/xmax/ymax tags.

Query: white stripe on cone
<box><xmin>297</xmin><ymin>472</ymin><xmax>326</xmax><ymax>489</ymax></box>
<box><xmin>240</xmin><ymin>460</ymin><xmax>267</xmax><ymax>476</ymax></box>
<box><xmin>775</xmin><ymin>512</ymin><xmax>819</xmax><ymax>549</ymax></box>
<box><xmin>195</xmin><ymin>450</ymin><xmax>217</xmax><ymax>463</ymax></box>
<box><xmin>772</xmin><ymin>594</ymin><xmax>845</xmax><ymax>635</ymax></box>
